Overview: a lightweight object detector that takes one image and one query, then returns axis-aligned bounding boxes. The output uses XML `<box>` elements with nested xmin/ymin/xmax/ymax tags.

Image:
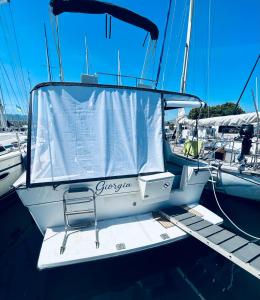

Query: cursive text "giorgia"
<box><xmin>95</xmin><ymin>181</ymin><xmax>131</xmax><ymax>196</ymax></box>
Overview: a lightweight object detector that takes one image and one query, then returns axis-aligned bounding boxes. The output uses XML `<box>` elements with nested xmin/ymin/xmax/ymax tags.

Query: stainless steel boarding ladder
<box><xmin>60</xmin><ymin>186</ymin><xmax>99</xmax><ymax>254</ymax></box>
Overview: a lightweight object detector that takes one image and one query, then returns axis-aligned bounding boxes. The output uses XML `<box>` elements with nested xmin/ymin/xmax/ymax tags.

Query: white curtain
<box><xmin>30</xmin><ymin>85</ymin><xmax>164</xmax><ymax>184</ymax></box>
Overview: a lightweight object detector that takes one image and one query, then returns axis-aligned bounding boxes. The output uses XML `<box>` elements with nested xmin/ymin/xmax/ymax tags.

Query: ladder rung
<box><xmin>68</xmin><ymin>187</ymin><xmax>90</xmax><ymax>193</ymax></box>
<box><xmin>65</xmin><ymin>198</ymin><xmax>94</xmax><ymax>205</ymax></box>
<box><xmin>61</xmin><ymin>186</ymin><xmax>99</xmax><ymax>255</ymax></box>
<box><xmin>65</xmin><ymin>209</ymin><xmax>94</xmax><ymax>216</ymax></box>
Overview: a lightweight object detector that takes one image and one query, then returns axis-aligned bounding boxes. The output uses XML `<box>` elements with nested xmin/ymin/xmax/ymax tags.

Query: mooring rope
<box><xmin>208</xmin><ymin>167</ymin><xmax>260</xmax><ymax>240</ymax></box>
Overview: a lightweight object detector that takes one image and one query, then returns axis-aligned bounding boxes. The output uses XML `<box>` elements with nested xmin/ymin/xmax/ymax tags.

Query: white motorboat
<box><xmin>14</xmin><ymin>0</ymin><xmax>222</xmax><ymax>270</ymax></box>
<box><xmin>14</xmin><ymin>81</ymin><xmax>223</xmax><ymax>270</ymax></box>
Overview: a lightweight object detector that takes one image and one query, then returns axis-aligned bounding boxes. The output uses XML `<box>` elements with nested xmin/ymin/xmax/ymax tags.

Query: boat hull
<box><xmin>16</xmin><ymin>168</ymin><xmax>209</xmax><ymax>235</ymax></box>
<box><xmin>0</xmin><ymin>151</ymin><xmax>23</xmax><ymax>198</ymax></box>
<box><xmin>207</xmin><ymin>168</ymin><xmax>260</xmax><ymax>202</ymax></box>
<box><xmin>171</xmin><ymin>151</ymin><xmax>260</xmax><ymax>202</ymax></box>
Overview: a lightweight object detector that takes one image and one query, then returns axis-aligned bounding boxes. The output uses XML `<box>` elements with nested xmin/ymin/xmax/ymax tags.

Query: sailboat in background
<box><xmin>0</xmin><ymin>85</ymin><xmax>27</xmax><ymax>199</ymax></box>
<box><xmin>170</xmin><ymin>0</ymin><xmax>260</xmax><ymax>201</ymax></box>
<box><xmin>0</xmin><ymin>111</ymin><xmax>26</xmax><ymax>198</ymax></box>
<box><xmin>0</xmin><ymin>0</ymin><xmax>27</xmax><ymax>199</ymax></box>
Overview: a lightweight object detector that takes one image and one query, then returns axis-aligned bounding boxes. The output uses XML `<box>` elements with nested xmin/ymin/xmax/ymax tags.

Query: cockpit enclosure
<box><xmin>27</xmin><ymin>83</ymin><xmax>202</xmax><ymax>187</ymax></box>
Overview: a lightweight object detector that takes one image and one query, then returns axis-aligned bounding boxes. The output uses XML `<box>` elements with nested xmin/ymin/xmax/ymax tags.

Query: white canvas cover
<box><xmin>29</xmin><ymin>85</ymin><xmax>164</xmax><ymax>184</ymax></box>
<box><xmin>179</xmin><ymin>112</ymin><xmax>259</xmax><ymax>127</ymax></box>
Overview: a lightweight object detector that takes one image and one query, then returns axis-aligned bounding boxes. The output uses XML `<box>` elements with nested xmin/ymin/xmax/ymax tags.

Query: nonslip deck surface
<box><xmin>38</xmin><ymin>205</ymin><xmax>222</xmax><ymax>270</ymax></box>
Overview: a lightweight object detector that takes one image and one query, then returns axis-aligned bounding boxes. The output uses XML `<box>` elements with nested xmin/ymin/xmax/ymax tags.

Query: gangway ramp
<box><xmin>160</xmin><ymin>207</ymin><xmax>260</xmax><ymax>280</ymax></box>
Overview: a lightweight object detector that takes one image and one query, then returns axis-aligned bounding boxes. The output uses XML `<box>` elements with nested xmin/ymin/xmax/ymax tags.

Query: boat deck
<box><xmin>38</xmin><ymin>204</ymin><xmax>222</xmax><ymax>270</ymax></box>
<box><xmin>170</xmin><ymin>142</ymin><xmax>260</xmax><ymax>175</ymax></box>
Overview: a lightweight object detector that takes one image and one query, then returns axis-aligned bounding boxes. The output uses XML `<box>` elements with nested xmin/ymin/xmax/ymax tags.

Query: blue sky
<box><xmin>0</xmin><ymin>0</ymin><xmax>259</xmax><ymax>119</ymax></box>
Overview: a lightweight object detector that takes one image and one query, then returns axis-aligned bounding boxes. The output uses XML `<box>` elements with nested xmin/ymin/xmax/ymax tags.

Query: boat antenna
<box><xmin>44</xmin><ymin>23</ymin><xmax>52</xmax><ymax>82</ymax></box>
<box><xmin>155</xmin><ymin>0</ymin><xmax>173</xmax><ymax>89</ymax></box>
<box><xmin>84</xmin><ymin>34</ymin><xmax>89</xmax><ymax>74</ymax></box>
<box><xmin>180</xmin><ymin>0</ymin><xmax>194</xmax><ymax>93</ymax></box>
<box><xmin>54</xmin><ymin>16</ymin><xmax>64</xmax><ymax>81</ymax></box>
<box><xmin>234</xmin><ymin>54</ymin><xmax>260</xmax><ymax>111</ymax></box>
<box><xmin>117</xmin><ymin>48</ymin><xmax>122</xmax><ymax>85</ymax></box>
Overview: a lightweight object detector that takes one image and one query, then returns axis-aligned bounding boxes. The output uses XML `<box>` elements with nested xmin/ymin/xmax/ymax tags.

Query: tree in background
<box><xmin>188</xmin><ymin>102</ymin><xmax>245</xmax><ymax>120</ymax></box>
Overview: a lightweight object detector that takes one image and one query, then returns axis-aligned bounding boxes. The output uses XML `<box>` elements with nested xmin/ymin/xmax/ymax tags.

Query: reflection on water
<box><xmin>0</xmin><ymin>191</ymin><xmax>260</xmax><ymax>300</ymax></box>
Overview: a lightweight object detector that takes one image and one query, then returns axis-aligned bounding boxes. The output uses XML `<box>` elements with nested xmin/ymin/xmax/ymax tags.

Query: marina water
<box><xmin>1</xmin><ymin>191</ymin><xmax>259</xmax><ymax>300</ymax></box>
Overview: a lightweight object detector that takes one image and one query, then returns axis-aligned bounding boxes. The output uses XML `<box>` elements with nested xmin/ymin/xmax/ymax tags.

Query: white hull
<box><xmin>208</xmin><ymin>167</ymin><xmax>260</xmax><ymax>201</ymax></box>
<box><xmin>16</xmin><ymin>155</ymin><xmax>210</xmax><ymax>234</ymax></box>
<box><xmin>172</xmin><ymin>149</ymin><xmax>260</xmax><ymax>202</ymax></box>
<box><xmin>14</xmin><ymin>150</ymin><xmax>213</xmax><ymax>268</ymax></box>
<box><xmin>0</xmin><ymin>151</ymin><xmax>23</xmax><ymax>198</ymax></box>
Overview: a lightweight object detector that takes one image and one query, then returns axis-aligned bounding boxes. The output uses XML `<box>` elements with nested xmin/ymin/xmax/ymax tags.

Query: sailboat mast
<box><xmin>84</xmin><ymin>35</ymin><xmax>89</xmax><ymax>75</ymax></box>
<box><xmin>180</xmin><ymin>0</ymin><xmax>194</xmax><ymax>93</ymax></box>
<box><xmin>117</xmin><ymin>49</ymin><xmax>122</xmax><ymax>86</ymax></box>
<box><xmin>176</xmin><ymin>0</ymin><xmax>194</xmax><ymax>140</ymax></box>
<box><xmin>55</xmin><ymin>16</ymin><xmax>64</xmax><ymax>82</ymax></box>
<box><xmin>0</xmin><ymin>83</ymin><xmax>6</xmax><ymax>130</ymax></box>
<box><xmin>44</xmin><ymin>23</ymin><xmax>52</xmax><ymax>82</ymax></box>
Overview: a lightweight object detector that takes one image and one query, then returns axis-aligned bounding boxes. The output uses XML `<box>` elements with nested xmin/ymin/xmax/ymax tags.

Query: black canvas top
<box><xmin>50</xmin><ymin>0</ymin><xmax>159</xmax><ymax>40</ymax></box>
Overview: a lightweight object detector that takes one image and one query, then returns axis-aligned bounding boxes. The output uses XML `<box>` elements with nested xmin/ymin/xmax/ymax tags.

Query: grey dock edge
<box><xmin>159</xmin><ymin>208</ymin><xmax>260</xmax><ymax>280</ymax></box>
